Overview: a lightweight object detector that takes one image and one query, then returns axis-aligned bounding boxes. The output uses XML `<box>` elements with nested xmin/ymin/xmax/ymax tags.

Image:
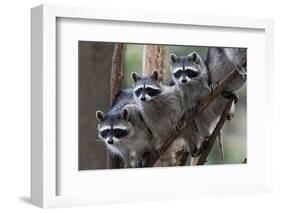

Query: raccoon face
<box><xmin>96</xmin><ymin>109</ymin><xmax>132</xmax><ymax>146</ymax></box>
<box><xmin>170</xmin><ymin>52</ymin><xmax>202</xmax><ymax>85</ymax></box>
<box><xmin>131</xmin><ymin>71</ymin><xmax>161</xmax><ymax>102</ymax></box>
<box><xmin>223</xmin><ymin>48</ymin><xmax>247</xmax><ymax>69</ymax></box>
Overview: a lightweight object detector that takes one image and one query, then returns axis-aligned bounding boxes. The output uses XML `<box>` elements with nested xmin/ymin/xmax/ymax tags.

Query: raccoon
<box><xmin>195</xmin><ymin>47</ymin><xmax>247</xmax><ymax>160</ymax></box>
<box><xmin>96</xmin><ymin>89</ymin><xmax>152</xmax><ymax>168</ymax></box>
<box><xmin>170</xmin><ymin>52</ymin><xmax>210</xmax><ymax>110</ymax></box>
<box><xmin>205</xmin><ymin>48</ymin><xmax>247</xmax><ymax>129</ymax></box>
<box><xmin>131</xmin><ymin>71</ymin><xmax>183</xmax><ymax>154</ymax></box>
<box><xmin>170</xmin><ymin>52</ymin><xmax>224</xmax><ymax>160</ymax></box>
<box><xmin>206</xmin><ymin>47</ymin><xmax>247</xmax><ymax>93</ymax></box>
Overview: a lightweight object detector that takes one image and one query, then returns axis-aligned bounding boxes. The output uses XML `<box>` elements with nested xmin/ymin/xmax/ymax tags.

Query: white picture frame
<box><xmin>31</xmin><ymin>4</ymin><xmax>274</xmax><ymax>208</ymax></box>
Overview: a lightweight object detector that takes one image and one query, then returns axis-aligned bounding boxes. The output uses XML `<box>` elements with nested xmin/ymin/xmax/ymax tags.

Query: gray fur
<box><xmin>132</xmin><ymin>71</ymin><xmax>183</xmax><ymax>151</ymax></box>
<box><xmin>171</xmin><ymin>48</ymin><xmax>246</xmax><ymax>161</ymax></box>
<box><xmin>96</xmin><ymin>88</ymin><xmax>152</xmax><ymax>168</ymax></box>
<box><xmin>170</xmin><ymin>52</ymin><xmax>210</xmax><ymax>109</ymax></box>
<box><xmin>201</xmin><ymin>47</ymin><xmax>247</xmax><ymax>159</ymax></box>
<box><xmin>170</xmin><ymin>52</ymin><xmax>213</xmax><ymax>157</ymax></box>
<box><xmin>206</xmin><ymin>47</ymin><xmax>246</xmax><ymax>92</ymax></box>
<box><xmin>205</xmin><ymin>47</ymin><xmax>247</xmax><ymax>127</ymax></box>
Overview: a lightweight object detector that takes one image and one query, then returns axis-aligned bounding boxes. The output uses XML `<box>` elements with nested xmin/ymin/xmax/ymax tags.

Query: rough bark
<box><xmin>110</xmin><ymin>43</ymin><xmax>125</xmax><ymax>103</ymax></box>
<box><xmin>107</xmin><ymin>43</ymin><xmax>126</xmax><ymax>169</ymax></box>
<box><xmin>142</xmin><ymin>45</ymin><xmax>167</xmax><ymax>81</ymax></box>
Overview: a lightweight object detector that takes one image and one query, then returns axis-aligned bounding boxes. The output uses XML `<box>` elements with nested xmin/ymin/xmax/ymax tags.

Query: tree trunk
<box><xmin>107</xmin><ymin>43</ymin><xmax>126</xmax><ymax>169</ymax></box>
<box><xmin>142</xmin><ymin>45</ymin><xmax>167</xmax><ymax>81</ymax></box>
<box><xmin>78</xmin><ymin>41</ymin><xmax>114</xmax><ymax>170</ymax></box>
<box><xmin>110</xmin><ymin>44</ymin><xmax>126</xmax><ymax>103</ymax></box>
<box><xmin>142</xmin><ymin>45</ymin><xmax>189</xmax><ymax>166</ymax></box>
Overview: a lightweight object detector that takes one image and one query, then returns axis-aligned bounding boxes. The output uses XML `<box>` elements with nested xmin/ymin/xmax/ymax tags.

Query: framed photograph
<box><xmin>31</xmin><ymin>4</ymin><xmax>274</xmax><ymax>208</ymax></box>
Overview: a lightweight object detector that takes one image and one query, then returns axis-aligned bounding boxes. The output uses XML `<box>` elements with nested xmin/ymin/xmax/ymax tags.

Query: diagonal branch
<box><xmin>145</xmin><ymin>69</ymin><xmax>240</xmax><ymax>167</ymax></box>
<box><xmin>196</xmin><ymin>97</ymin><xmax>234</xmax><ymax>165</ymax></box>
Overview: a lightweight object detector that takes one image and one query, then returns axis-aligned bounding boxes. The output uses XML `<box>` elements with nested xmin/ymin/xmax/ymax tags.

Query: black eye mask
<box><xmin>100</xmin><ymin>129</ymin><xmax>110</xmax><ymax>138</ymax></box>
<box><xmin>145</xmin><ymin>87</ymin><xmax>161</xmax><ymax>97</ymax></box>
<box><xmin>134</xmin><ymin>86</ymin><xmax>161</xmax><ymax>98</ymax></box>
<box><xmin>113</xmin><ymin>129</ymin><xmax>129</xmax><ymax>138</ymax></box>
<box><xmin>173</xmin><ymin>70</ymin><xmax>182</xmax><ymax>79</ymax></box>
<box><xmin>100</xmin><ymin>128</ymin><xmax>129</xmax><ymax>139</ymax></box>
<box><xmin>134</xmin><ymin>88</ymin><xmax>142</xmax><ymax>97</ymax></box>
<box><xmin>186</xmin><ymin>69</ymin><xmax>199</xmax><ymax>78</ymax></box>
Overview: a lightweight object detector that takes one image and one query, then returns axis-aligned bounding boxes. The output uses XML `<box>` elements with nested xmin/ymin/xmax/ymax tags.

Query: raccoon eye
<box><xmin>100</xmin><ymin>129</ymin><xmax>110</xmax><ymax>138</ymax></box>
<box><xmin>113</xmin><ymin>129</ymin><xmax>129</xmax><ymax>138</ymax></box>
<box><xmin>186</xmin><ymin>69</ymin><xmax>199</xmax><ymax>78</ymax></box>
<box><xmin>146</xmin><ymin>87</ymin><xmax>161</xmax><ymax>97</ymax></box>
<box><xmin>173</xmin><ymin>70</ymin><xmax>182</xmax><ymax>78</ymax></box>
<box><xmin>134</xmin><ymin>88</ymin><xmax>142</xmax><ymax>97</ymax></box>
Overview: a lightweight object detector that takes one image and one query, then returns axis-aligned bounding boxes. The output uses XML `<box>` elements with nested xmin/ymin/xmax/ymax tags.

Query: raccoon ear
<box><xmin>191</xmin><ymin>52</ymin><xmax>200</xmax><ymax>64</ymax></box>
<box><xmin>151</xmin><ymin>70</ymin><xmax>159</xmax><ymax>81</ymax></box>
<box><xmin>170</xmin><ymin>53</ymin><xmax>178</xmax><ymax>64</ymax></box>
<box><xmin>131</xmin><ymin>72</ymin><xmax>141</xmax><ymax>83</ymax></box>
<box><xmin>96</xmin><ymin>110</ymin><xmax>105</xmax><ymax>123</ymax></box>
<box><xmin>121</xmin><ymin>108</ymin><xmax>129</xmax><ymax>121</ymax></box>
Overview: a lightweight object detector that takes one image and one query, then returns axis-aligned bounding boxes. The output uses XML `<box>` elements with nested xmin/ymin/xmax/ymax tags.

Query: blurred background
<box><xmin>79</xmin><ymin>42</ymin><xmax>247</xmax><ymax>170</ymax></box>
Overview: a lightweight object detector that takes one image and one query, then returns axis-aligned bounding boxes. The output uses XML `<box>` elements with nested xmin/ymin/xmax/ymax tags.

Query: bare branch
<box><xmin>145</xmin><ymin>69</ymin><xmax>240</xmax><ymax>167</ymax></box>
<box><xmin>196</xmin><ymin>97</ymin><xmax>234</xmax><ymax>165</ymax></box>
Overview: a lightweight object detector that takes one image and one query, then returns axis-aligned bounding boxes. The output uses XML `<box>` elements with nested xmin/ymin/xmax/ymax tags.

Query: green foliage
<box><xmin>123</xmin><ymin>44</ymin><xmax>143</xmax><ymax>88</ymax></box>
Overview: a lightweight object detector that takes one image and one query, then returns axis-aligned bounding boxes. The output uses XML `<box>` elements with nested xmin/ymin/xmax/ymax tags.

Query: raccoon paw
<box><xmin>191</xmin><ymin>148</ymin><xmax>202</xmax><ymax>157</ymax></box>
<box><xmin>227</xmin><ymin>113</ymin><xmax>234</xmax><ymax>120</ymax></box>
<box><xmin>188</xmin><ymin>101</ymin><xmax>201</xmax><ymax>113</ymax></box>
<box><xmin>192</xmin><ymin>120</ymin><xmax>199</xmax><ymax>133</ymax></box>
<box><xmin>210</xmin><ymin>81</ymin><xmax>219</xmax><ymax>92</ymax></box>
<box><xmin>138</xmin><ymin>159</ymin><xmax>145</xmax><ymax>168</ymax></box>
<box><xmin>237</xmin><ymin>66</ymin><xmax>247</xmax><ymax>81</ymax></box>
<box><xmin>156</xmin><ymin>146</ymin><xmax>165</xmax><ymax>157</ymax></box>
<box><xmin>172</xmin><ymin>114</ymin><xmax>186</xmax><ymax>136</ymax></box>
<box><xmin>221</xmin><ymin>91</ymin><xmax>239</xmax><ymax>104</ymax></box>
<box><xmin>142</xmin><ymin>149</ymin><xmax>152</xmax><ymax>159</ymax></box>
<box><xmin>193</xmin><ymin>136</ymin><xmax>210</xmax><ymax>156</ymax></box>
<box><xmin>138</xmin><ymin>149</ymin><xmax>152</xmax><ymax>167</ymax></box>
<box><xmin>242</xmin><ymin>73</ymin><xmax>247</xmax><ymax>81</ymax></box>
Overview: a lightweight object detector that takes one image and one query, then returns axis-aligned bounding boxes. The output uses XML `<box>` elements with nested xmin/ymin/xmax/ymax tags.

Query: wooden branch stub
<box><xmin>145</xmin><ymin>69</ymin><xmax>240</xmax><ymax>167</ymax></box>
<box><xmin>196</xmin><ymin>97</ymin><xmax>234</xmax><ymax>165</ymax></box>
<box><xmin>142</xmin><ymin>45</ymin><xmax>167</xmax><ymax>81</ymax></box>
<box><xmin>110</xmin><ymin>43</ymin><xmax>125</xmax><ymax>103</ymax></box>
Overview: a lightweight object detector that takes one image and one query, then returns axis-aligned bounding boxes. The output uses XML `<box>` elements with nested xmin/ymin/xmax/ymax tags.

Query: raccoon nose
<box><xmin>181</xmin><ymin>79</ymin><xmax>187</xmax><ymax>83</ymax></box>
<box><xmin>107</xmin><ymin>139</ymin><xmax>113</xmax><ymax>145</ymax></box>
<box><xmin>140</xmin><ymin>96</ymin><xmax>146</xmax><ymax>101</ymax></box>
